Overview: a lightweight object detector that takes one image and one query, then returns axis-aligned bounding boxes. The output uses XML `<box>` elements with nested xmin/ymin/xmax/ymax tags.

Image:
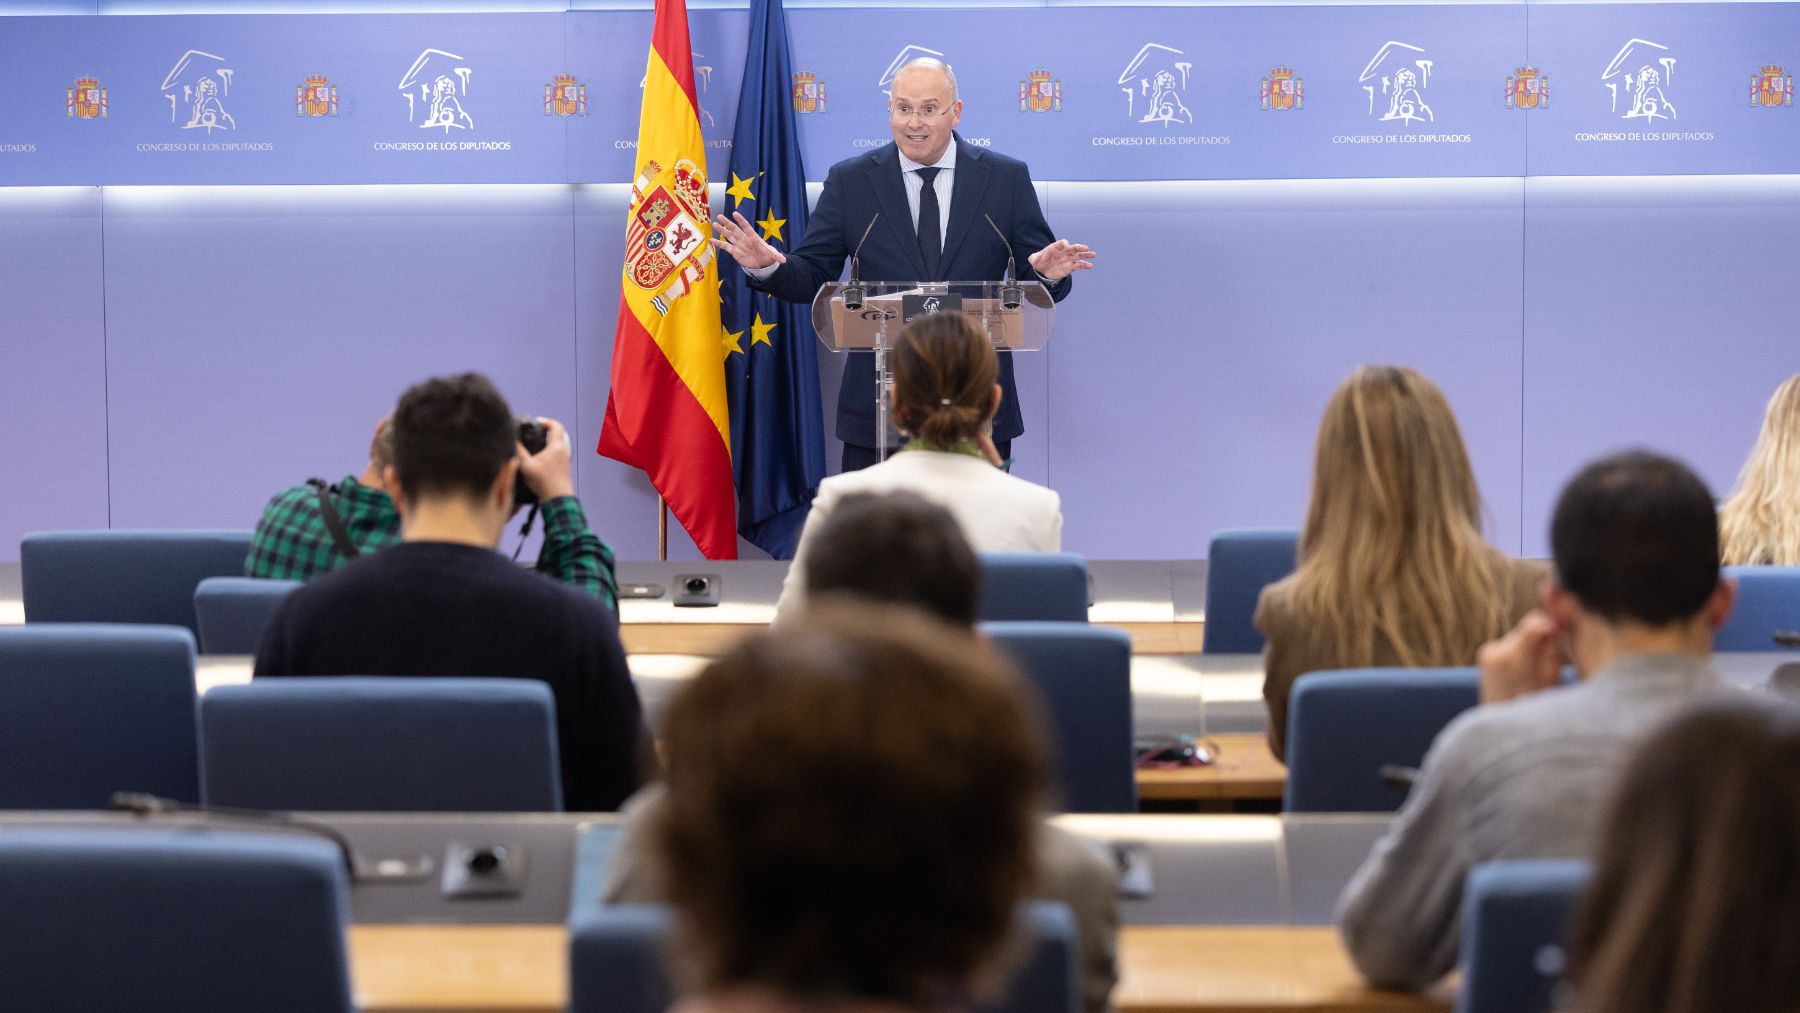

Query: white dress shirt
<box><xmin>897</xmin><ymin>144</ymin><xmax>956</xmax><ymax>245</ymax></box>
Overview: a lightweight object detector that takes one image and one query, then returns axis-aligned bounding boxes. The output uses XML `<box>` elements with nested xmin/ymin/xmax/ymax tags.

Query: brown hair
<box><xmin>1720</xmin><ymin>373</ymin><xmax>1800</xmax><ymax>565</ymax></box>
<box><xmin>1567</xmin><ymin>698</ymin><xmax>1800</xmax><ymax>1013</ymax></box>
<box><xmin>891</xmin><ymin>311</ymin><xmax>998</xmax><ymax>448</ymax></box>
<box><xmin>389</xmin><ymin>373</ymin><xmax>516</xmax><ymax>502</ymax></box>
<box><xmin>1286</xmin><ymin>365</ymin><xmax>1514</xmax><ymax>668</ymax></box>
<box><xmin>654</xmin><ymin>601</ymin><xmax>1048</xmax><ymax>1007</ymax></box>
<box><xmin>802</xmin><ymin>492</ymin><xmax>980</xmax><ymax>627</ymax></box>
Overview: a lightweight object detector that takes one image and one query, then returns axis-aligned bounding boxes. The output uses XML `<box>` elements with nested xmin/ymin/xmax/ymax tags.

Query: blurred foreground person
<box><xmin>1567</xmin><ymin>697</ymin><xmax>1800</xmax><ymax>1013</ymax></box>
<box><xmin>658</xmin><ymin>602</ymin><xmax>1048</xmax><ymax>1013</ymax></box>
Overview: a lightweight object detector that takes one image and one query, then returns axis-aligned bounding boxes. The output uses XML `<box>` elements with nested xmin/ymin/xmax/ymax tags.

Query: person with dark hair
<box><xmin>655</xmin><ymin>601</ymin><xmax>1048</xmax><ymax>1012</ymax></box>
<box><xmin>803</xmin><ymin>491</ymin><xmax>980</xmax><ymax>626</ymax></box>
<box><xmin>603</xmin><ymin>491</ymin><xmax>1121</xmax><ymax>1012</ymax></box>
<box><xmin>773</xmin><ymin>311</ymin><xmax>1061</xmax><ymax>616</ymax></box>
<box><xmin>255</xmin><ymin>373</ymin><xmax>645</xmax><ymax>812</ymax></box>
<box><xmin>1565</xmin><ymin>697</ymin><xmax>1800</xmax><ymax>1013</ymax></box>
<box><xmin>245</xmin><ymin>410</ymin><xmax>618</xmax><ymax>609</ymax></box>
<box><xmin>1337</xmin><ymin>450</ymin><xmax>1736</xmax><ymax>991</ymax></box>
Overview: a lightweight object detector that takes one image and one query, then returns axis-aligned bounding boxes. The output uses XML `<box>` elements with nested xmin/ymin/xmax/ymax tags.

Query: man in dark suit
<box><xmin>713</xmin><ymin>57</ymin><xmax>1095</xmax><ymax>471</ymax></box>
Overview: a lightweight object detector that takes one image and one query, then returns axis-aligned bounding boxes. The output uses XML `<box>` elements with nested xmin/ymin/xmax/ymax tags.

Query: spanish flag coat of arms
<box><xmin>598</xmin><ymin>0</ymin><xmax>737</xmax><ymax>559</ymax></box>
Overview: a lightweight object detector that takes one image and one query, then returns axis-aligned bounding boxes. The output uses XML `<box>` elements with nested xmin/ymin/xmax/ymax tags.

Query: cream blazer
<box><xmin>774</xmin><ymin>450</ymin><xmax>1063</xmax><ymax>617</ymax></box>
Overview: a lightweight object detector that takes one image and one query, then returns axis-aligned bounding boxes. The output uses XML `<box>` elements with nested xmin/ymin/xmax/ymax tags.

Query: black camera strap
<box><xmin>306</xmin><ymin>478</ymin><xmax>361</xmax><ymax>561</ymax></box>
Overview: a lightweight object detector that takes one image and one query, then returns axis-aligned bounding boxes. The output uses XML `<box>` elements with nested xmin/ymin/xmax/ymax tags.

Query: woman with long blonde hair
<box><xmin>1719</xmin><ymin>373</ymin><xmax>1800</xmax><ymax>565</ymax></box>
<box><xmin>1253</xmin><ymin>366</ymin><xmax>1544</xmax><ymax>760</ymax></box>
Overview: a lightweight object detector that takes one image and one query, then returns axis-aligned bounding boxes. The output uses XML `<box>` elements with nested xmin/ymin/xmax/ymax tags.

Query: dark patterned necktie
<box><xmin>915</xmin><ymin>166</ymin><xmax>942</xmax><ymax>279</ymax></box>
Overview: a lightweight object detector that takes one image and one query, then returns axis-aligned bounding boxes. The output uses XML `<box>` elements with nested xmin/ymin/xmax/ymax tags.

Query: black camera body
<box><xmin>515</xmin><ymin>418</ymin><xmax>548</xmax><ymax>507</ymax></box>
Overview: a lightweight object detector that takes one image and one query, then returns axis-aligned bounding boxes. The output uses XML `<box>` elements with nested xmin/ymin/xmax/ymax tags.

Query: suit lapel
<box><xmin>939</xmin><ymin>137</ymin><xmax>990</xmax><ymax>276</ymax></box>
<box><xmin>869</xmin><ymin>144</ymin><xmax>928</xmax><ymax>281</ymax></box>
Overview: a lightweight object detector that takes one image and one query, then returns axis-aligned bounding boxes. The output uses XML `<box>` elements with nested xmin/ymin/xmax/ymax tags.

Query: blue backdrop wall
<box><xmin>2</xmin><ymin>1</ymin><xmax>1797</xmax><ymax>561</ymax></box>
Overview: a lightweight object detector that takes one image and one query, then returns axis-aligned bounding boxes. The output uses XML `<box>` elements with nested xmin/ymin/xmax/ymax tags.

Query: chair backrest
<box><xmin>21</xmin><ymin>530</ymin><xmax>254</xmax><ymax>636</ymax></box>
<box><xmin>1717</xmin><ymin>565</ymin><xmax>1800</xmax><ymax>651</ymax></box>
<box><xmin>1202</xmin><ymin>529</ymin><xmax>1299</xmax><ymax>653</ymax></box>
<box><xmin>1456</xmin><ymin>860</ymin><xmax>1591</xmax><ymax>1013</ymax></box>
<box><xmin>0</xmin><ymin>624</ymin><xmax>199</xmax><ymax>808</ymax></box>
<box><xmin>979</xmin><ymin>552</ymin><xmax>1090</xmax><ymax>622</ymax></box>
<box><xmin>1283</xmin><ymin>667</ymin><xmax>1479</xmax><ymax>813</ymax></box>
<box><xmin>200</xmin><ymin>677</ymin><xmax>563</xmax><ymax>811</ymax></box>
<box><xmin>0</xmin><ymin>827</ymin><xmax>353</xmax><ymax>1013</ymax></box>
<box><xmin>984</xmin><ymin>622</ymin><xmax>1136</xmax><ymax>813</ymax></box>
<box><xmin>194</xmin><ymin>576</ymin><xmax>302</xmax><ymax>654</ymax></box>
<box><xmin>568</xmin><ymin>901</ymin><xmax>1078</xmax><ymax>1013</ymax></box>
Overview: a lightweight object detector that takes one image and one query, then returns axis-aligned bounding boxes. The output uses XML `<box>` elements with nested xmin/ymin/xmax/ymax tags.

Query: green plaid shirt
<box><xmin>245</xmin><ymin>475</ymin><xmax>618</xmax><ymax>611</ymax></box>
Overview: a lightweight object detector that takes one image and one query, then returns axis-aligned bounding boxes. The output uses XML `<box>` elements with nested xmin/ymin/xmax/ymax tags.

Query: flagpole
<box><xmin>658</xmin><ymin>497</ymin><xmax>669</xmax><ymax>562</ymax></box>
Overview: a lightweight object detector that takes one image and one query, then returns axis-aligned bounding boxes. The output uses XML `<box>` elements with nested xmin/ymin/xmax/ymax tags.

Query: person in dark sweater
<box><xmin>255</xmin><ymin>372</ymin><xmax>645</xmax><ymax>812</ymax></box>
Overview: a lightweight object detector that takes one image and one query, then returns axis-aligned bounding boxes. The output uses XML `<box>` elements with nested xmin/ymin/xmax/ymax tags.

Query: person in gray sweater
<box><xmin>1337</xmin><ymin>450</ymin><xmax>1739</xmax><ymax>991</ymax></box>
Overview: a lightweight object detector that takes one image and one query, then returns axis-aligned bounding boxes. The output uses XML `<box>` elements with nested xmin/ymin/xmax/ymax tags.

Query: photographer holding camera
<box><xmin>247</xmin><ymin>405</ymin><xmax>617</xmax><ymax>612</ymax></box>
<box><xmin>255</xmin><ymin>373</ymin><xmax>646</xmax><ymax>812</ymax></box>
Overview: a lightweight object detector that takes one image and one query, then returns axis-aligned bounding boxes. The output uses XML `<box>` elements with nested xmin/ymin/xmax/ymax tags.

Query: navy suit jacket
<box><xmin>751</xmin><ymin>135</ymin><xmax>1072</xmax><ymax>447</ymax></box>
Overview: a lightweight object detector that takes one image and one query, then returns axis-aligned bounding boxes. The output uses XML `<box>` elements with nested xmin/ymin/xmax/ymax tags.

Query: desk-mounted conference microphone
<box><xmin>842</xmin><ymin>213</ymin><xmax>880</xmax><ymax>311</ymax></box>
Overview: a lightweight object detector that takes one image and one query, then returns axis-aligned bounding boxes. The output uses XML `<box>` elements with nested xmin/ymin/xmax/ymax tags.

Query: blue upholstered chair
<box><xmin>1201</xmin><ymin>529</ymin><xmax>1299</xmax><ymax>654</ymax></box>
<box><xmin>1716</xmin><ymin>565</ymin><xmax>1800</xmax><ymax>651</ymax></box>
<box><xmin>1283</xmin><ymin>667</ymin><xmax>1479</xmax><ymax>813</ymax></box>
<box><xmin>0</xmin><ymin>827</ymin><xmax>353</xmax><ymax>1013</ymax></box>
<box><xmin>979</xmin><ymin>552</ymin><xmax>1090</xmax><ymax>622</ymax></box>
<box><xmin>200</xmin><ymin>677</ymin><xmax>563</xmax><ymax>811</ymax></box>
<box><xmin>1456</xmin><ymin>860</ymin><xmax>1591</xmax><ymax>1013</ymax></box>
<box><xmin>21</xmin><ymin>530</ymin><xmax>254</xmax><ymax>637</ymax></box>
<box><xmin>194</xmin><ymin>576</ymin><xmax>302</xmax><ymax>654</ymax></box>
<box><xmin>568</xmin><ymin>902</ymin><xmax>1079</xmax><ymax>1013</ymax></box>
<box><xmin>984</xmin><ymin>622</ymin><xmax>1135</xmax><ymax>813</ymax></box>
<box><xmin>0</xmin><ymin>624</ymin><xmax>199</xmax><ymax>808</ymax></box>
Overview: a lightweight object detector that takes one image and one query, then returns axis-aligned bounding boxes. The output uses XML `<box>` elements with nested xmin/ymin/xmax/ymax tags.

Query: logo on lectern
<box><xmin>1751</xmin><ymin>65</ymin><xmax>1794</xmax><ymax>107</ymax></box>
<box><xmin>1260</xmin><ymin>68</ymin><xmax>1302</xmax><ymax>111</ymax></box>
<box><xmin>1020</xmin><ymin>70</ymin><xmax>1062</xmax><ymax>113</ymax></box>
<box><xmin>296</xmin><ymin>75</ymin><xmax>339</xmax><ymax>117</ymax></box>
<box><xmin>1506</xmin><ymin>67</ymin><xmax>1549</xmax><ymax>109</ymax></box>
<box><xmin>67</xmin><ymin>77</ymin><xmax>108</xmax><ymax>119</ymax></box>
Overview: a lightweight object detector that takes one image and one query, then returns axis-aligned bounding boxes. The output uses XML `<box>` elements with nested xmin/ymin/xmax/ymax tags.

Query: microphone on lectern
<box><xmin>843</xmin><ymin>213</ymin><xmax>881</xmax><ymax>311</ymax></box>
<box><xmin>984</xmin><ymin>213</ymin><xmax>1022</xmax><ymax>310</ymax></box>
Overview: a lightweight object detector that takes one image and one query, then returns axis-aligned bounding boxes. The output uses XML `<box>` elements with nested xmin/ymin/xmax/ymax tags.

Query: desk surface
<box><xmin>347</xmin><ymin>923</ymin><xmax>1447</xmax><ymax>1013</ymax></box>
<box><xmin>1137</xmin><ymin>734</ymin><xmax>1287</xmax><ymax>802</ymax></box>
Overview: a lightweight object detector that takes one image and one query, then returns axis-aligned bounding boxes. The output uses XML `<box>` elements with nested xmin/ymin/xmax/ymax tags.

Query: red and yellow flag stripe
<box><xmin>598</xmin><ymin>0</ymin><xmax>737</xmax><ymax>559</ymax></box>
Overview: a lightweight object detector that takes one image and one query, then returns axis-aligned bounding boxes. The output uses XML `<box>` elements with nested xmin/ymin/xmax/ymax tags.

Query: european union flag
<box><xmin>721</xmin><ymin>0</ymin><xmax>826</xmax><ymax>559</ymax></box>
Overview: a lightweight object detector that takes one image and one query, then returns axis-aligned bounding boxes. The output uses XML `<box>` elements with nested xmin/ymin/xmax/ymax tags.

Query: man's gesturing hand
<box><xmin>1027</xmin><ymin>239</ymin><xmax>1096</xmax><ymax>282</ymax></box>
<box><xmin>710</xmin><ymin>211</ymin><xmax>787</xmax><ymax>271</ymax></box>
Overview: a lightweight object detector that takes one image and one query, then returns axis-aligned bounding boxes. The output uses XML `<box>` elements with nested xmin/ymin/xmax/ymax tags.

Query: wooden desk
<box><xmin>1117</xmin><ymin>926</ymin><xmax>1450</xmax><ymax>1012</ymax></box>
<box><xmin>1136</xmin><ymin>734</ymin><xmax>1287</xmax><ymax>803</ymax></box>
<box><xmin>348</xmin><ymin>923</ymin><xmax>1442</xmax><ymax>1013</ymax></box>
<box><xmin>620</xmin><ymin>620</ymin><xmax>1207</xmax><ymax>657</ymax></box>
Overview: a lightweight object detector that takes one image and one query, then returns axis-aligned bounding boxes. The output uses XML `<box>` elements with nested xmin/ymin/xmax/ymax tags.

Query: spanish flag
<box><xmin>598</xmin><ymin>0</ymin><xmax>737</xmax><ymax>559</ymax></box>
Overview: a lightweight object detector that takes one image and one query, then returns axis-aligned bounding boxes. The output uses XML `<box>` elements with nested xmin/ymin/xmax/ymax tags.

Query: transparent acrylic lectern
<box><xmin>811</xmin><ymin>280</ymin><xmax>1056</xmax><ymax>462</ymax></box>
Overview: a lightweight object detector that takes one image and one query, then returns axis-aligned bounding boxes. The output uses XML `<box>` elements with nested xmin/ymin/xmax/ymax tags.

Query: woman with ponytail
<box><xmin>775</xmin><ymin>311</ymin><xmax>1062</xmax><ymax>617</ymax></box>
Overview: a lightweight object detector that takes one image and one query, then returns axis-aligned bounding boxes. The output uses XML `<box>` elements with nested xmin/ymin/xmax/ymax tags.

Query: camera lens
<box><xmin>684</xmin><ymin>577</ymin><xmax>709</xmax><ymax>594</ymax></box>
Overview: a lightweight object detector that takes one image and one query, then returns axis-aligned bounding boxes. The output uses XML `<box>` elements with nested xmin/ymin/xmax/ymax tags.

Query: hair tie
<box><xmin>939</xmin><ymin>398</ymin><xmax>952</xmax><ymax>406</ymax></box>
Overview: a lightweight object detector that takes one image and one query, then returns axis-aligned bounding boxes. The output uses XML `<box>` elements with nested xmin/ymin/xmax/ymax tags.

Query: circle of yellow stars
<box><xmin>721</xmin><ymin>171</ymin><xmax>788</xmax><ymax>361</ymax></box>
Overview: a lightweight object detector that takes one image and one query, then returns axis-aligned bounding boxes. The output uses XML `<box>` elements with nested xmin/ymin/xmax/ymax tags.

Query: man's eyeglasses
<box><xmin>890</xmin><ymin>105</ymin><xmax>951</xmax><ymax>123</ymax></box>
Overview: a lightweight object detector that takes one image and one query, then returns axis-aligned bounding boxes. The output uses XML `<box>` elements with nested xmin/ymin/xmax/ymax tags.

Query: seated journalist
<box><xmin>1337</xmin><ymin>450</ymin><xmax>1736</xmax><ymax>990</ymax></box>
<box><xmin>655</xmin><ymin>601</ymin><xmax>1053</xmax><ymax>1013</ymax></box>
<box><xmin>255</xmin><ymin>373</ymin><xmax>645</xmax><ymax>812</ymax></box>
<box><xmin>604</xmin><ymin>492</ymin><xmax>1120</xmax><ymax>1013</ymax></box>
